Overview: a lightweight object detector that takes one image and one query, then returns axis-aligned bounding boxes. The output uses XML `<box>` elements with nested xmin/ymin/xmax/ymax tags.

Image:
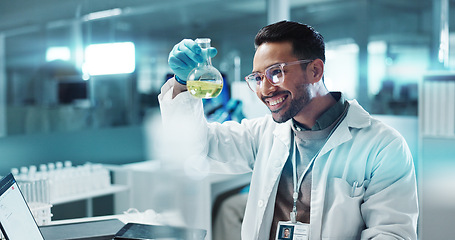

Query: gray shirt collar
<box><xmin>292</xmin><ymin>92</ymin><xmax>347</xmax><ymax>131</ymax></box>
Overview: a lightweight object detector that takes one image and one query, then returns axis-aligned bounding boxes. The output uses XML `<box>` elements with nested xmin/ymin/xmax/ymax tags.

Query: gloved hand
<box><xmin>168</xmin><ymin>39</ymin><xmax>217</xmax><ymax>84</ymax></box>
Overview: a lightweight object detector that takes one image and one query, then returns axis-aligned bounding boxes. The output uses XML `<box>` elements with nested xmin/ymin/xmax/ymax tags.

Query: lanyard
<box><xmin>289</xmin><ymin>104</ymin><xmax>349</xmax><ymax>223</ymax></box>
<box><xmin>290</xmin><ymin>135</ymin><xmax>318</xmax><ymax>223</ymax></box>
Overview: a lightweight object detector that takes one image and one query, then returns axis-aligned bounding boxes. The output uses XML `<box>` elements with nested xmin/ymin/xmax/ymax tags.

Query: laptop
<box><xmin>0</xmin><ymin>173</ymin><xmax>45</xmax><ymax>240</ymax></box>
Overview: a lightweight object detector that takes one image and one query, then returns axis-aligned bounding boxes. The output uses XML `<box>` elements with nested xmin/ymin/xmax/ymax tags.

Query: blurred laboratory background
<box><xmin>0</xmin><ymin>0</ymin><xmax>454</xmax><ymax>239</ymax></box>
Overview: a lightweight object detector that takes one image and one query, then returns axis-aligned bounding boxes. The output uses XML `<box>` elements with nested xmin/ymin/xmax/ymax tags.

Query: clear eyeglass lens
<box><xmin>266</xmin><ymin>65</ymin><xmax>283</xmax><ymax>84</ymax></box>
<box><xmin>245</xmin><ymin>64</ymin><xmax>286</xmax><ymax>92</ymax></box>
<box><xmin>245</xmin><ymin>74</ymin><xmax>260</xmax><ymax>91</ymax></box>
<box><xmin>255</xmin><ymin>75</ymin><xmax>262</xmax><ymax>86</ymax></box>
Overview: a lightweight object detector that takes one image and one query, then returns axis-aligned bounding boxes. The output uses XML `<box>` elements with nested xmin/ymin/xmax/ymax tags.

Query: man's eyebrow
<box><xmin>266</xmin><ymin>62</ymin><xmax>283</xmax><ymax>69</ymax></box>
<box><xmin>252</xmin><ymin>62</ymin><xmax>281</xmax><ymax>73</ymax></box>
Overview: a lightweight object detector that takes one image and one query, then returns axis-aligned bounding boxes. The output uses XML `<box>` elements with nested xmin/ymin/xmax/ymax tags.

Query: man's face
<box><xmin>252</xmin><ymin>41</ymin><xmax>312</xmax><ymax>123</ymax></box>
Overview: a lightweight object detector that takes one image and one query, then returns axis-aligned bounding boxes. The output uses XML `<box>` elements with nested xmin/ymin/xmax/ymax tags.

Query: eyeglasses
<box><xmin>244</xmin><ymin>59</ymin><xmax>313</xmax><ymax>93</ymax></box>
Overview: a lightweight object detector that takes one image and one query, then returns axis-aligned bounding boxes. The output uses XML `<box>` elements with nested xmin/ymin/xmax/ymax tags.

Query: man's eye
<box><xmin>255</xmin><ymin>75</ymin><xmax>263</xmax><ymax>82</ymax></box>
<box><xmin>266</xmin><ymin>66</ymin><xmax>282</xmax><ymax>78</ymax></box>
<box><xmin>270</xmin><ymin>68</ymin><xmax>282</xmax><ymax>76</ymax></box>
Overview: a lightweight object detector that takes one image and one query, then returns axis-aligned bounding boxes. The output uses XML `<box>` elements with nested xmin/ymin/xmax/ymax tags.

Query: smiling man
<box><xmin>160</xmin><ymin>21</ymin><xmax>418</xmax><ymax>240</ymax></box>
<box><xmin>250</xmin><ymin>40</ymin><xmax>333</xmax><ymax>126</ymax></box>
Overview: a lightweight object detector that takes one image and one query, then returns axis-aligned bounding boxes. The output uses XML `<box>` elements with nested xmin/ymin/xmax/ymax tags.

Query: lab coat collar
<box><xmin>318</xmin><ymin>99</ymin><xmax>371</xmax><ymax>156</ymax></box>
<box><xmin>273</xmin><ymin>119</ymin><xmax>293</xmax><ymax>149</ymax></box>
<box><xmin>344</xmin><ymin>99</ymin><xmax>371</xmax><ymax>129</ymax></box>
<box><xmin>343</xmin><ymin>100</ymin><xmax>371</xmax><ymax>128</ymax></box>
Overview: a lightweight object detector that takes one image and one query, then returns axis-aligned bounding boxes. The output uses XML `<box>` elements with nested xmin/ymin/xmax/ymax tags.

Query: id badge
<box><xmin>275</xmin><ymin>221</ymin><xmax>309</xmax><ymax>240</ymax></box>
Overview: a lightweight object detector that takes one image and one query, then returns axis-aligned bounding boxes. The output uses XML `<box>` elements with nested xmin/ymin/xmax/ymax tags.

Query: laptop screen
<box><xmin>0</xmin><ymin>173</ymin><xmax>45</xmax><ymax>240</ymax></box>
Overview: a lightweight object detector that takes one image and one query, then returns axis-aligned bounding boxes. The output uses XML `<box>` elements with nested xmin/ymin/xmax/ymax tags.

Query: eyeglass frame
<box><xmin>244</xmin><ymin>59</ymin><xmax>314</xmax><ymax>92</ymax></box>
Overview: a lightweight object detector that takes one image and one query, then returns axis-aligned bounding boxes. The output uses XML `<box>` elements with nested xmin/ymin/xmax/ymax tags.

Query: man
<box><xmin>282</xmin><ymin>228</ymin><xmax>291</xmax><ymax>239</ymax></box>
<box><xmin>160</xmin><ymin>21</ymin><xmax>418</xmax><ymax>239</ymax></box>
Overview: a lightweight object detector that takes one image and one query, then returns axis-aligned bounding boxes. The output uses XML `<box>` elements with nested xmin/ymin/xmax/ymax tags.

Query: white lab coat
<box><xmin>158</xmin><ymin>79</ymin><xmax>418</xmax><ymax>240</ymax></box>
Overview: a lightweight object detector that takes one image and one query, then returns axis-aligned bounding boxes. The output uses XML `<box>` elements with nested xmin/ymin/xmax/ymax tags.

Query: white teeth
<box><xmin>269</xmin><ymin>97</ymin><xmax>285</xmax><ymax>106</ymax></box>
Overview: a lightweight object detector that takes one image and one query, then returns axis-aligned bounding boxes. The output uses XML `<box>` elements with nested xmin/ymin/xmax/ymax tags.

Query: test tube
<box><xmin>64</xmin><ymin>160</ymin><xmax>72</xmax><ymax>168</ymax></box>
<box><xmin>29</xmin><ymin>166</ymin><xmax>38</xmax><ymax>204</ymax></box>
<box><xmin>20</xmin><ymin>166</ymin><xmax>28</xmax><ymax>180</ymax></box>
<box><xmin>39</xmin><ymin>164</ymin><xmax>47</xmax><ymax>173</ymax></box>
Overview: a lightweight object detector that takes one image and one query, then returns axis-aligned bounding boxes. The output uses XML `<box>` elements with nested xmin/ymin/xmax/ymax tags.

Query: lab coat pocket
<box><xmin>321</xmin><ymin>178</ymin><xmax>365</xmax><ymax>239</ymax></box>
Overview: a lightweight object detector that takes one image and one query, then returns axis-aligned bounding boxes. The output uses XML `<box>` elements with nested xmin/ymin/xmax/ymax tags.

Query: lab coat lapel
<box><xmin>273</xmin><ymin>120</ymin><xmax>293</xmax><ymax>148</ymax></box>
<box><xmin>267</xmin><ymin>120</ymin><xmax>292</xmax><ymax>186</ymax></box>
<box><xmin>318</xmin><ymin>100</ymin><xmax>371</xmax><ymax>157</ymax></box>
<box><xmin>265</xmin><ymin>119</ymin><xmax>293</xmax><ymax>194</ymax></box>
<box><xmin>256</xmin><ymin>120</ymin><xmax>293</xmax><ymax>236</ymax></box>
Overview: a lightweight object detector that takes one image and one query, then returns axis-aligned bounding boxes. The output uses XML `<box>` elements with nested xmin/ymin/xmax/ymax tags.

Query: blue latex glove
<box><xmin>168</xmin><ymin>39</ymin><xmax>218</xmax><ymax>84</ymax></box>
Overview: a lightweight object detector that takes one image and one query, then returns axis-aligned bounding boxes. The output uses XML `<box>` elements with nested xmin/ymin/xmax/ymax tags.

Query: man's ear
<box><xmin>307</xmin><ymin>59</ymin><xmax>324</xmax><ymax>83</ymax></box>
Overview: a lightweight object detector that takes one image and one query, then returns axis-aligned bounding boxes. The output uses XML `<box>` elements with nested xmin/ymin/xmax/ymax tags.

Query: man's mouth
<box><xmin>269</xmin><ymin>97</ymin><xmax>286</xmax><ymax>106</ymax></box>
<box><xmin>264</xmin><ymin>94</ymin><xmax>288</xmax><ymax>111</ymax></box>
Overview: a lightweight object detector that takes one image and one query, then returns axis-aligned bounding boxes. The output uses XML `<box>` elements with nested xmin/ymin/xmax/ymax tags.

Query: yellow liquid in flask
<box><xmin>187</xmin><ymin>80</ymin><xmax>223</xmax><ymax>99</ymax></box>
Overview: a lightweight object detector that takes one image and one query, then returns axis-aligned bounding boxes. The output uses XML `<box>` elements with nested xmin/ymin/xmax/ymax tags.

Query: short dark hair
<box><xmin>254</xmin><ymin>21</ymin><xmax>325</xmax><ymax>63</ymax></box>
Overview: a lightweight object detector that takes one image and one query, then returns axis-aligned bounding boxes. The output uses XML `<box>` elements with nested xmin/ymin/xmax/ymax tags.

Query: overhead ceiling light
<box><xmin>82</xmin><ymin>8</ymin><xmax>122</xmax><ymax>22</ymax></box>
<box><xmin>46</xmin><ymin>47</ymin><xmax>71</xmax><ymax>62</ymax></box>
<box><xmin>83</xmin><ymin>42</ymin><xmax>135</xmax><ymax>76</ymax></box>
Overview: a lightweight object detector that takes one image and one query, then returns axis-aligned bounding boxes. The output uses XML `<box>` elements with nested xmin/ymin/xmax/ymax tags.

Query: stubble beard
<box><xmin>271</xmin><ymin>83</ymin><xmax>312</xmax><ymax>123</ymax></box>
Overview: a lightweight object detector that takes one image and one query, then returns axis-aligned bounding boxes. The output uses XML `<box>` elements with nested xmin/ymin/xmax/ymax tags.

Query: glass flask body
<box><xmin>187</xmin><ymin>38</ymin><xmax>223</xmax><ymax>99</ymax></box>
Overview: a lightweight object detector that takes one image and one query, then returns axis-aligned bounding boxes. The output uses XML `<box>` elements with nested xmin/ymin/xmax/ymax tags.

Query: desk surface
<box><xmin>49</xmin><ymin>209</ymin><xmax>186</xmax><ymax>228</ymax></box>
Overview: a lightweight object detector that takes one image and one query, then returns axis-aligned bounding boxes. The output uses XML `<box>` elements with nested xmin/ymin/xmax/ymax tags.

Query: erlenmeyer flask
<box><xmin>186</xmin><ymin>38</ymin><xmax>223</xmax><ymax>98</ymax></box>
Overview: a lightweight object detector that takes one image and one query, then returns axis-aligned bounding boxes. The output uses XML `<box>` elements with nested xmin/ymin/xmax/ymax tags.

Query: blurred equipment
<box><xmin>8</xmin><ymin>161</ymin><xmax>126</xmax><ymax>223</ymax></box>
<box><xmin>12</xmin><ymin>161</ymin><xmax>111</xmax><ymax>205</ymax></box>
<box><xmin>32</xmin><ymin>60</ymin><xmax>86</xmax><ymax>106</ymax></box>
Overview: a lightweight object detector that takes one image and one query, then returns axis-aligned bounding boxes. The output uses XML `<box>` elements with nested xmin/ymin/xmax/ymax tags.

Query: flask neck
<box><xmin>198</xmin><ymin>48</ymin><xmax>212</xmax><ymax>67</ymax></box>
<box><xmin>196</xmin><ymin>38</ymin><xmax>213</xmax><ymax>67</ymax></box>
